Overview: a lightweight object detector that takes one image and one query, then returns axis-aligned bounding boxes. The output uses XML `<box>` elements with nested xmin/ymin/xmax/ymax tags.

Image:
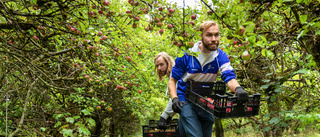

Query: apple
<box><xmin>159</xmin><ymin>29</ymin><xmax>164</xmax><ymax>34</ymax></box>
<box><xmin>97</xmin><ymin>106</ymin><xmax>101</xmax><ymax>109</ymax></box>
<box><xmin>173</xmin><ymin>41</ymin><xmax>178</xmax><ymax>45</ymax></box>
<box><xmin>138</xmin><ymin>52</ymin><xmax>142</xmax><ymax>55</ymax></box>
<box><xmin>167</xmin><ymin>24</ymin><xmax>173</xmax><ymax>29</ymax></box>
<box><xmin>233</xmin><ymin>40</ymin><xmax>237</xmax><ymax>45</ymax></box>
<box><xmin>189</xmin><ymin>21</ymin><xmax>194</xmax><ymax>26</ymax></box>
<box><xmin>85</xmin><ymin>75</ymin><xmax>90</xmax><ymax>79</ymax></box>
<box><xmin>188</xmin><ymin>41</ymin><xmax>194</xmax><ymax>46</ymax></box>
<box><xmin>101</xmin><ymin>100</ymin><xmax>105</xmax><ymax>103</ymax></box>
<box><xmin>240</xmin><ymin>0</ymin><xmax>244</xmax><ymax>3</ymax></box>
<box><xmin>207</xmin><ymin>98</ymin><xmax>213</xmax><ymax>103</ymax></box>
<box><xmin>98</xmin><ymin>10</ymin><xmax>103</xmax><ymax>14</ymax></box>
<box><xmin>158</xmin><ymin>7</ymin><xmax>163</xmax><ymax>11</ymax></box>
<box><xmin>160</xmin><ymin>17</ymin><xmax>165</xmax><ymax>21</ymax></box>
<box><xmin>169</xmin><ymin>9</ymin><xmax>174</xmax><ymax>13</ymax></box>
<box><xmin>144</xmin><ymin>27</ymin><xmax>149</xmax><ymax>31</ymax></box>
<box><xmin>207</xmin><ymin>10</ymin><xmax>213</xmax><ymax>15</ymax></box>
<box><xmin>135</xmin><ymin>16</ymin><xmax>140</xmax><ymax>21</ymax></box>
<box><xmin>226</xmin><ymin>108</ymin><xmax>231</xmax><ymax>113</ymax></box>
<box><xmin>191</xmin><ymin>14</ymin><xmax>196</xmax><ymax>20</ymax></box>
<box><xmin>238</xmin><ymin>44</ymin><xmax>242</xmax><ymax>47</ymax></box>
<box><xmin>107</xmin><ymin>107</ymin><xmax>112</xmax><ymax>111</ymax></box>
<box><xmin>138</xmin><ymin>90</ymin><xmax>142</xmax><ymax>93</ymax></box>
<box><xmin>83</xmin><ymin>39</ymin><xmax>89</xmax><ymax>43</ymax></box>
<box><xmin>247</xmin><ymin>107</ymin><xmax>252</xmax><ymax>111</ymax></box>
<box><xmin>126</xmin><ymin>10</ymin><xmax>131</xmax><ymax>14</ymax></box>
<box><xmin>207</xmin><ymin>103</ymin><xmax>215</xmax><ymax>110</ymax></box>
<box><xmin>33</xmin><ymin>36</ymin><xmax>39</xmax><ymax>41</ymax></box>
<box><xmin>199</xmin><ymin>98</ymin><xmax>206</xmax><ymax>104</ymax></box>
<box><xmin>149</xmin><ymin>26</ymin><xmax>153</xmax><ymax>30</ymax></box>
<box><xmin>167</xmin><ymin>13</ymin><xmax>172</xmax><ymax>17</ymax></box>
<box><xmin>126</xmin><ymin>56</ymin><xmax>131</xmax><ymax>62</ymax></box>
<box><xmin>241</xmin><ymin>51</ymin><xmax>250</xmax><ymax>60</ymax></box>
<box><xmin>132</xmin><ymin>24</ymin><xmax>137</xmax><ymax>28</ymax></box>
<box><xmin>99</xmin><ymin>66</ymin><xmax>105</xmax><ymax>70</ymax></box>
<box><xmin>103</xmin><ymin>0</ymin><xmax>110</xmax><ymax>6</ymax></box>
<box><xmin>73</xmin><ymin>63</ymin><xmax>78</xmax><ymax>67</ymax></box>
<box><xmin>98</xmin><ymin>31</ymin><xmax>103</xmax><ymax>36</ymax></box>
<box><xmin>157</xmin><ymin>22</ymin><xmax>162</xmax><ymax>27</ymax></box>
<box><xmin>116</xmin><ymin>85</ymin><xmax>122</xmax><ymax>90</ymax></box>
<box><xmin>94</xmin><ymin>52</ymin><xmax>99</xmax><ymax>57</ymax></box>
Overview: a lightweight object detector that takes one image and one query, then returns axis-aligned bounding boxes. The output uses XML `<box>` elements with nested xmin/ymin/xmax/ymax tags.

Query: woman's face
<box><xmin>155</xmin><ymin>56</ymin><xmax>168</xmax><ymax>76</ymax></box>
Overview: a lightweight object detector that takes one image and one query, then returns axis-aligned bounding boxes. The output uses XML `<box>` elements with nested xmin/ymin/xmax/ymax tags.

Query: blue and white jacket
<box><xmin>171</xmin><ymin>41</ymin><xmax>236</xmax><ymax>101</ymax></box>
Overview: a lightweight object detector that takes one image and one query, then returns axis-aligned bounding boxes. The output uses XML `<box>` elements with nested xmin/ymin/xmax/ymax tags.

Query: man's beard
<box><xmin>202</xmin><ymin>39</ymin><xmax>219</xmax><ymax>51</ymax></box>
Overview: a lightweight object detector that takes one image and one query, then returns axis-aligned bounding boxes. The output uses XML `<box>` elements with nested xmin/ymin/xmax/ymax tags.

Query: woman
<box><xmin>154</xmin><ymin>52</ymin><xmax>176</xmax><ymax>129</ymax></box>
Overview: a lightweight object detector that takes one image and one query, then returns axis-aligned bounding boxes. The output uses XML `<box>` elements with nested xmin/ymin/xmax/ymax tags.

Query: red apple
<box><xmin>98</xmin><ymin>10</ymin><xmax>103</xmax><ymax>14</ymax></box>
<box><xmin>102</xmin><ymin>36</ymin><xmax>107</xmax><ymax>40</ymax></box>
<box><xmin>126</xmin><ymin>10</ymin><xmax>131</xmax><ymax>14</ymax></box>
<box><xmin>135</xmin><ymin>16</ymin><xmax>140</xmax><ymax>21</ymax></box>
<box><xmin>159</xmin><ymin>29</ymin><xmax>164</xmax><ymax>34</ymax></box>
<box><xmin>158</xmin><ymin>7</ymin><xmax>163</xmax><ymax>11</ymax></box>
<box><xmin>107</xmin><ymin>107</ymin><xmax>112</xmax><ymax>111</ymax></box>
<box><xmin>98</xmin><ymin>31</ymin><xmax>103</xmax><ymax>36</ymax></box>
<box><xmin>97</xmin><ymin>106</ymin><xmax>101</xmax><ymax>109</ymax></box>
<box><xmin>144</xmin><ymin>27</ymin><xmax>149</xmax><ymax>31</ymax></box>
<box><xmin>132</xmin><ymin>24</ymin><xmax>137</xmax><ymax>28</ymax></box>
<box><xmin>103</xmin><ymin>0</ymin><xmax>110</xmax><ymax>6</ymax></box>
<box><xmin>207</xmin><ymin>10</ymin><xmax>213</xmax><ymax>15</ymax></box>
<box><xmin>138</xmin><ymin>52</ymin><xmax>142</xmax><ymax>55</ymax></box>
<box><xmin>241</xmin><ymin>51</ymin><xmax>250</xmax><ymax>60</ymax></box>
<box><xmin>33</xmin><ymin>36</ymin><xmax>39</xmax><ymax>41</ymax></box>
<box><xmin>247</xmin><ymin>107</ymin><xmax>252</xmax><ymax>111</ymax></box>
<box><xmin>167</xmin><ymin>24</ymin><xmax>173</xmax><ymax>29</ymax></box>
<box><xmin>157</xmin><ymin>22</ymin><xmax>162</xmax><ymax>27</ymax></box>
<box><xmin>189</xmin><ymin>21</ymin><xmax>194</xmax><ymax>26</ymax></box>
<box><xmin>188</xmin><ymin>41</ymin><xmax>194</xmax><ymax>46</ymax></box>
<box><xmin>226</xmin><ymin>108</ymin><xmax>231</xmax><ymax>113</ymax></box>
<box><xmin>126</xmin><ymin>56</ymin><xmax>131</xmax><ymax>62</ymax></box>
<box><xmin>208</xmin><ymin>103</ymin><xmax>215</xmax><ymax>110</ymax></box>
<box><xmin>173</xmin><ymin>41</ymin><xmax>178</xmax><ymax>45</ymax></box>
<box><xmin>138</xmin><ymin>90</ymin><xmax>142</xmax><ymax>93</ymax></box>
<box><xmin>191</xmin><ymin>14</ymin><xmax>196</xmax><ymax>20</ymax></box>
<box><xmin>169</xmin><ymin>9</ymin><xmax>174</xmax><ymax>13</ymax></box>
<box><xmin>199</xmin><ymin>98</ymin><xmax>206</xmax><ymax>104</ymax></box>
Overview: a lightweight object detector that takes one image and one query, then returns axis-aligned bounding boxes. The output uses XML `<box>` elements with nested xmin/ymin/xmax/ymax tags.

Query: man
<box><xmin>168</xmin><ymin>20</ymin><xmax>249</xmax><ymax>137</ymax></box>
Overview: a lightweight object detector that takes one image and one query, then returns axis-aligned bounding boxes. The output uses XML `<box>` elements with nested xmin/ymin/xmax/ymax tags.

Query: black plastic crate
<box><xmin>185</xmin><ymin>80</ymin><xmax>261</xmax><ymax>119</ymax></box>
<box><xmin>142</xmin><ymin>119</ymin><xmax>178</xmax><ymax>137</ymax></box>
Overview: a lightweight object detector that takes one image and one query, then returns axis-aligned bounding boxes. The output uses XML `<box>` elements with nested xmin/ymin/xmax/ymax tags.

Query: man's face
<box><xmin>201</xmin><ymin>25</ymin><xmax>220</xmax><ymax>51</ymax></box>
<box><xmin>155</xmin><ymin>56</ymin><xmax>168</xmax><ymax>76</ymax></box>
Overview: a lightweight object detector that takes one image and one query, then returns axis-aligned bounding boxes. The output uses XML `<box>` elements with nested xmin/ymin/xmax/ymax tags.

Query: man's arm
<box><xmin>168</xmin><ymin>77</ymin><xmax>178</xmax><ymax>100</ymax></box>
<box><xmin>226</xmin><ymin>79</ymin><xmax>240</xmax><ymax>92</ymax></box>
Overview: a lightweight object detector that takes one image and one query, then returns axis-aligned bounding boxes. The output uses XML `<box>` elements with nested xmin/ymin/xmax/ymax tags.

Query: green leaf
<box><xmin>269</xmin><ymin>41</ymin><xmax>278</xmax><ymax>46</ymax></box>
<box><xmin>81</xmin><ymin>109</ymin><xmax>91</xmax><ymax>115</ymax></box>
<box><xmin>54</xmin><ymin>121</ymin><xmax>61</xmax><ymax>128</ymax></box>
<box><xmin>293</xmin><ymin>68</ymin><xmax>309</xmax><ymax>75</ymax></box>
<box><xmin>263</xmin><ymin>127</ymin><xmax>271</xmax><ymax>132</ymax></box>
<box><xmin>79</xmin><ymin>126</ymin><xmax>90</xmax><ymax>136</ymax></box>
<box><xmin>296</xmin><ymin>0</ymin><xmax>303</xmax><ymax>3</ymax></box>
<box><xmin>73</xmin><ymin>116</ymin><xmax>81</xmax><ymax>119</ymax></box>
<box><xmin>61</xmin><ymin>129</ymin><xmax>73</xmax><ymax>137</ymax></box>
<box><xmin>86</xmin><ymin>118</ymin><xmax>96</xmax><ymax>127</ymax></box>
<box><xmin>297</xmin><ymin>29</ymin><xmax>309</xmax><ymax>40</ymax></box>
<box><xmin>262</xmin><ymin>79</ymin><xmax>270</xmax><ymax>82</ymax></box>
<box><xmin>300</xmin><ymin>15</ymin><xmax>308</xmax><ymax>23</ymax></box>
<box><xmin>316</xmin><ymin>30</ymin><xmax>320</xmax><ymax>35</ymax></box>
<box><xmin>248</xmin><ymin>35</ymin><xmax>256</xmax><ymax>45</ymax></box>
<box><xmin>260</xmin><ymin>84</ymin><xmax>269</xmax><ymax>90</ymax></box>
<box><xmin>245</xmin><ymin>23</ymin><xmax>255</xmax><ymax>33</ymax></box>
<box><xmin>66</xmin><ymin>117</ymin><xmax>74</xmax><ymax>124</ymax></box>
<box><xmin>269</xmin><ymin>117</ymin><xmax>280</xmax><ymax>125</ymax></box>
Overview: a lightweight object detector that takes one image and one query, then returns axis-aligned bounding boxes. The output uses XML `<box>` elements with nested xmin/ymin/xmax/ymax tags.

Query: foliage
<box><xmin>0</xmin><ymin>0</ymin><xmax>319</xmax><ymax>136</ymax></box>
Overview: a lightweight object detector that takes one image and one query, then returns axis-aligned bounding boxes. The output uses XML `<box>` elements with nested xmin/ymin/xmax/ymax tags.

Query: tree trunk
<box><xmin>215</xmin><ymin>118</ymin><xmax>224</xmax><ymax>137</ymax></box>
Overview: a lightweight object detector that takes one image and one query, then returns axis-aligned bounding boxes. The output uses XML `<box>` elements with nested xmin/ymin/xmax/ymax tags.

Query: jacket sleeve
<box><xmin>171</xmin><ymin>54</ymin><xmax>188</xmax><ymax>81</ymax></box>
<box><xmin>218</xmin><ymin>50</ymin><xmax>236</xmax><ymax>83</ymax></box>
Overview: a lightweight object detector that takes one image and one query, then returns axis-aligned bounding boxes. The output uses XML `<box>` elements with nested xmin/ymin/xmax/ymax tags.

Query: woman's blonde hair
<box><xmin>154</xmin><ymin>52</ymin><xmax>175</xmax><ymax>81</ymax></box>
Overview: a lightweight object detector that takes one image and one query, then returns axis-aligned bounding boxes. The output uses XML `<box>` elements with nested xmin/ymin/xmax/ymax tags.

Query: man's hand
<box><xmin>235</xmin><ymin>86</ymin><xmax>248</xmax><ymax>102</ymax></box>
<box><xmin>172</xmin><ymin>97</ymin><xmax>183</xmax><ymax>113</ymax></box>
<box><xmin>157</xmin><ymin>117</ymin><xmax>167</xmax><ymax>130</ymax></box>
